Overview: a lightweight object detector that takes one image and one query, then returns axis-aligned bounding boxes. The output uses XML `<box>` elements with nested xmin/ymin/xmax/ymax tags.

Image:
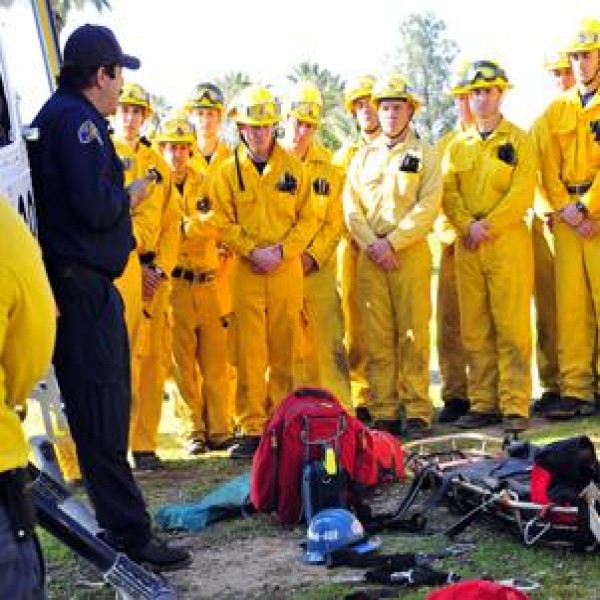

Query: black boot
<box><xmin>438</xmin><ymin>398</ymin><xmax>470</xmax><ymax>423</ymax></box>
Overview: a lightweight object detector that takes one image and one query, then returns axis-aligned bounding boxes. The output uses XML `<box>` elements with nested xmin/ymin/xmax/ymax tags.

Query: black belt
<box><xmin>172</xmin><ymin>267</ymin><xmax>216</xmax><ymax>284</ymax></box>
<box><xmin>49</xmin><ymin>262</ymin><xmax>109</xmax><ymax>280</ymax></box>
<box><xmin>566</xmin><ymin>182</ymin><xmax>592</xmax><ymax>195</ymax></box>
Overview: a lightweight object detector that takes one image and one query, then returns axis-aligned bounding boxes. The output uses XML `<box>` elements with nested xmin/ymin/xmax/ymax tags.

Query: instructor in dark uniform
<box><xmin>28</xmin><ymin>24</ymin><xmax>191</xmax><ymax>571</ymax></box>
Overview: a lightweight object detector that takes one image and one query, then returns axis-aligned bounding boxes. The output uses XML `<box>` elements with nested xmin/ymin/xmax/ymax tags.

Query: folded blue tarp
<box><xmin>155</xmin><ymin>471</ymin><xmax>251</xmax><ymax>532</ymax></box>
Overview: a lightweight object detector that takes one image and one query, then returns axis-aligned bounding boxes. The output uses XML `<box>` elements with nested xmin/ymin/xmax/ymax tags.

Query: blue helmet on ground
<box><xmin>300</xmin><ymin>508</ymin><xmax>381</xmax><ymax>565</ymax></box>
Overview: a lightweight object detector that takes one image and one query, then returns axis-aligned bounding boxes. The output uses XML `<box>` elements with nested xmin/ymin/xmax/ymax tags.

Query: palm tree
<box><xmin>214</xmin><ymin>71</ymin><xmax>252</xmax><ymax>108</ymax></box>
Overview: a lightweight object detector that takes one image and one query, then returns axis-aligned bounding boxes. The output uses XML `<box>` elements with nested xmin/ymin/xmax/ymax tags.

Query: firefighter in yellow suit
<box><xmin>281</xmin><ymin>81</ymin><xmax>351</xmax><ymax>407</ymax></box>
<box><xmin>185</xmin><ymin>82</ymin><xmax>237</xmax><ymax>427</ymax></box>
<box><xmin>530</xmin><ymin>50</ymin><xmax>575</xmax><ymax>415</ymax></box>
<box><xmin>212</xmin><ymin>85</ymin><xmax>317</xmax><ymax>458</ymax></box>
<box><xmin>443</xmin><ymin>60</ymin><xmax>536</xmax><ymax>431</ymax></box>
<box><xmin>0</xmin><ymin>199</ymin><xmax>55</xmax><ymax>597</ymax></box>
<box><xmin>435</xmin><ymin>62</ymin><xmax>473</xmax><ymax>423</ymax></box>
<box><xmin>112</xmin><ymin>84</ymin><xmax>180</xmax><ymax>470</ymax></box>
<box><xmin>333</xmin><ymin>75</ymin><xmax>381</xmax><ymax>421</ymax></box>
<box><xmin>343</xmin><ymin>73</ymin><xmax>441</xmax><ymax>439</ymax></box>
<box><xmin>158</xmin><ymin>118</ymin><xmax>232</xmax><ymax>454</ymax></box>
<box><xmin>537</xmin><ymin>19</ymin><xmax>600</xmax><ymax>420</ymax></box>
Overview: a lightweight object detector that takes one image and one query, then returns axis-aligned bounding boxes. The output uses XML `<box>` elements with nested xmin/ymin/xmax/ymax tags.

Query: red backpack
<box><xmin>355</xmin><ymin>428</ymin><xmax>405</xmax><ymax>489</ymax></box>
<box><xmin>250</xmin><ymin>387</ymin><xmax>405</xmax><ymax>524</ymax></box>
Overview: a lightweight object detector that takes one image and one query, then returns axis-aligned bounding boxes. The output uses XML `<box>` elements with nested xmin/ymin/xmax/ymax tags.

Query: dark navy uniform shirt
<box><xmin>29</xmin><ymin>88</ymin><xmax>134</xmax><ymax>279</ymax></box>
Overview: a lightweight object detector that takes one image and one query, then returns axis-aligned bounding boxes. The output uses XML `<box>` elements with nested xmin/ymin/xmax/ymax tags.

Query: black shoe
<box><xmin>455</xmin><ymin>411</ymin><xmax>502</xmax><ymax>429</ymax></box>
<box><xmin>532</xmin><ymin>391</ymin><xmax>560</xmax><ymax>415</ymax></box>
<box><xmin>126</xmin><ymin>536</ymin><xmax>193</xmax><ymax>572</ymax></box>
<box><xmin>132</xmin><ymin>451</ymin><xmax>163</xmax><ymax>471</ymax></box>
<box><xmin>206</xmin><ymin>438</ymin><xmax>236</xmax><ymax>451</ymax></box>
<box><xmin>355</xmin><ymin>407</ymin><xmax>373</xmax><ymax>425</ymax></box>
<box><xmin>186</xmin><ymin>438</ymin><xmax>208</xmax><ymax>456</ymax></box>
<box><xmin>543</xmin><ymin>395</ymin><xmax>595</xmax><ymax>420</ymax></box>
<box><xmin>438</xmin><ymin>398</ymin><xmax>470</xmax><ymax>423</ymax></box>
<box><xmin>502</xmin><ymin>414</ymin><xmax>530</xmax><ymax>433</ymax></box>
<box><xmin>372</xmin><ymin>418</ymin><xmax>403</xmax><ymax>437</ymax></box>
<box><xmin>229</xmin><ymin>436</ymin><xmax>260</xmax><ymax>459</ymax></box>
<box><xmin>404</xmin><ymin>418</ymin><xmax>432</xmax><ymax>440</ymax></box>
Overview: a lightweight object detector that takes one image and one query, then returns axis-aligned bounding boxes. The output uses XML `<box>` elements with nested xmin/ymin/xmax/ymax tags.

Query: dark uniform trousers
<box><xmin>50</xmin><ymin>266</ymin><xmax>151</xmax><ymax>548</ymax></box>
<box><xmin>0</xmin><ymin>505</ymin><xmax>45</xmax><ymax>599</ymax></box>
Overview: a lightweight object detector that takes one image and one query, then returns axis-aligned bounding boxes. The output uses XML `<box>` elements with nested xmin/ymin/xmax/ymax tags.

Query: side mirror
<box><xmin>22</xmin><ymin>126</ymin><xmax>39</xmax><ymax>142</ymax></box>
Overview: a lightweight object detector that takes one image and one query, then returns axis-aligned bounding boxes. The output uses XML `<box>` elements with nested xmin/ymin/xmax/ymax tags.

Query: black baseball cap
<box><xmin>63</xmin><ymin>24</ymin><xmax>140</xmax><ymax>70</ymax></box>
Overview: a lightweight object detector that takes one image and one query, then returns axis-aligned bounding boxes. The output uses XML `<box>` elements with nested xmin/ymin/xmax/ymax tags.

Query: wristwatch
<box><xmin>575</xmin><ymin>200</ymin><xmax>589</xmax><ymax>216</ymax></box>
<box><xmin>148</xmin><ymin>264</ymin><xmax>165</xmax><ymax>278</ymax></box>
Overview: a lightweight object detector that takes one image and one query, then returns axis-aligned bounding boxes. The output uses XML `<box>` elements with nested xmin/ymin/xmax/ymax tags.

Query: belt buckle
<box><xmin>192</xmin><ymin>271</ymin><xmax>203</xmax><ymax>284</ymax></box>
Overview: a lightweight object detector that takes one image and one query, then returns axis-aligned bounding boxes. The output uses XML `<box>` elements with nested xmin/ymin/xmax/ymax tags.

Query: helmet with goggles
<box><xmin>186</xmin><ymin>82</ymin><xmax>225</xmax><ymax>111</ymax></box>
<box><xmin>228</xmin><ymin>85</ymin><xmax>281</xmax><ymax>126</ymax></box>
<box><xmin>463</xmin><ymin>60</ymin><xmax>512</xmax><ymax>91</ymax></box>
<box><xmin>285</xmin><ymin>81</ymin><xmax>323</xmax><ymax>126</ymax></box>
<box><xmin>567</xmin><ymin>18</ymin><xmax>600</xmax><ymax>53</ymax></box>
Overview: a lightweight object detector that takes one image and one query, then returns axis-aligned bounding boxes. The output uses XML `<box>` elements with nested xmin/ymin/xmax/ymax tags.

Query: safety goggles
<box><xmin>244</xmin><ymin>101</ymin><xmax>281</xmax><ymax>121</ymax></box>
<box><xmin>465</xmin><ymin>61</ymin><xmax>508</xmax><ymax>85</ymax></box>
<box><xmin>192</xmin><ymin>84</ymin><xmax>224</xmax><ymax>107</ymax></box>
<box><xmin>290</xmin><ymin>101</ymin><xmax>321</xmax><ymax>121</ymax></box>
<box><xmin>575</xmin><ymin>31</ymin><xmax>600</xmax><ymax>47</ymax></box>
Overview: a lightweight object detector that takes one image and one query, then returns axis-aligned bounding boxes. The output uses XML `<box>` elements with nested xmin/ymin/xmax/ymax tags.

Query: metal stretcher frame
<box><xmin>403</xmin><ymin>433</ymin><xmax>590</xmax><ymax>548</ymax></box>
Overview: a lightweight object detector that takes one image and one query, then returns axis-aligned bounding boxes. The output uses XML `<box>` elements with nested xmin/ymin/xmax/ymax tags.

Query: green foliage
<box><xmin>387</xmin><ymin>11</ymin><xmax>459</xmax><ymax>142</ymax></box>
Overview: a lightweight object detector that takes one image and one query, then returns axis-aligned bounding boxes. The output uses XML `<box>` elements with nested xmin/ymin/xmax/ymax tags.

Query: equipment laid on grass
<box><xmin>403</xmin><ymin>433</ymin><xmax>600</xmax><ymax>549</ymax></box>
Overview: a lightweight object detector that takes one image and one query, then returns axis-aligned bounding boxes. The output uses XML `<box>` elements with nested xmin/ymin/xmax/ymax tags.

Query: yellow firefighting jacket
<box><xmin>443</xmin><ymin>118</ymin><xmax>537</xmax><ymax>236</ymax></box>
<box><xmin>212</xmin><ymin>142</ymin><xmax>317</xmax><ymax>259</ymax></box>
<box><xmin>344</xmin><ymin>130</ymin><xmax>442</xmax><ymax>251</ymax></box>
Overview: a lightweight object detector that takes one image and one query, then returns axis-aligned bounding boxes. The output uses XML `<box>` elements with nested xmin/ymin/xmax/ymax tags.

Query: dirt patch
<box><xmin>171</xmin><ymin>534</ymin><xmax>355</xmax><ymax>599</ymax></box>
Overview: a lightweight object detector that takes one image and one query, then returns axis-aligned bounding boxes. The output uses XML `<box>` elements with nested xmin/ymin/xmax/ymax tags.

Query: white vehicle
<box><xmin>0</xmin><ymin>0</ymin><xmax>59</xmax><ymax>228</ymax></box>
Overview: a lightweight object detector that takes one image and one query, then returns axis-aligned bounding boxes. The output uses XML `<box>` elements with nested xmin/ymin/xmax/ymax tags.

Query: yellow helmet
<box><xmin>462</xmin><ymin>59</ymin><xmax>512</xmax><ymax>91</ymax></box>
<box><xmin>543</xmin><ymin>49</ymin><xmax>571</xmax><ymax>71</ymax></box>
<box><xmin>343</xmin><ymin>74</ymin><xmax>376</xmax><ymax>113</ymax></box>
<box><xmin>154</xmin><ymin>118</ymin><xmax>196</xmax><ymax>145</ymax></box>
<box><xmin>449</xmin><ymin>59</ymin><xmax>472</xmax><ymax>96</ymax></box>
<box><xmin>567</xmin><ymin>18</ymin><xmax>600</xmax><ymax>53</ymax></box>
<box><xmin>186</xmin><ymin>82</ymin><xmax>225</xmax><ymax>111</ymax></box>
<box><xmin>118</xmin><ymin>82</ymin><xmax>153</xmax><ymax>114</ymax></box>
<box><xmin>228</xmin><ymin>85</ymin><xmax>281</xmax><ymax>126</ymax></box>
<box><xmin>285</xmin><ymin>81</ymin><xmax>323</xmax><ymax>126</ymax></box>
<box><xmin>371</xmin><ymin>73</ymin><xmax>423</xmax><ymax>109</ymax></box>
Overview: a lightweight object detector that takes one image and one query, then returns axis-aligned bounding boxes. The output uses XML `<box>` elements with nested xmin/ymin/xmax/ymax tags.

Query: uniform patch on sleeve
<box><xmin>78</xmin><ymin>119</ymin><xmax>103</xmax><ymax>145</ymax></box>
